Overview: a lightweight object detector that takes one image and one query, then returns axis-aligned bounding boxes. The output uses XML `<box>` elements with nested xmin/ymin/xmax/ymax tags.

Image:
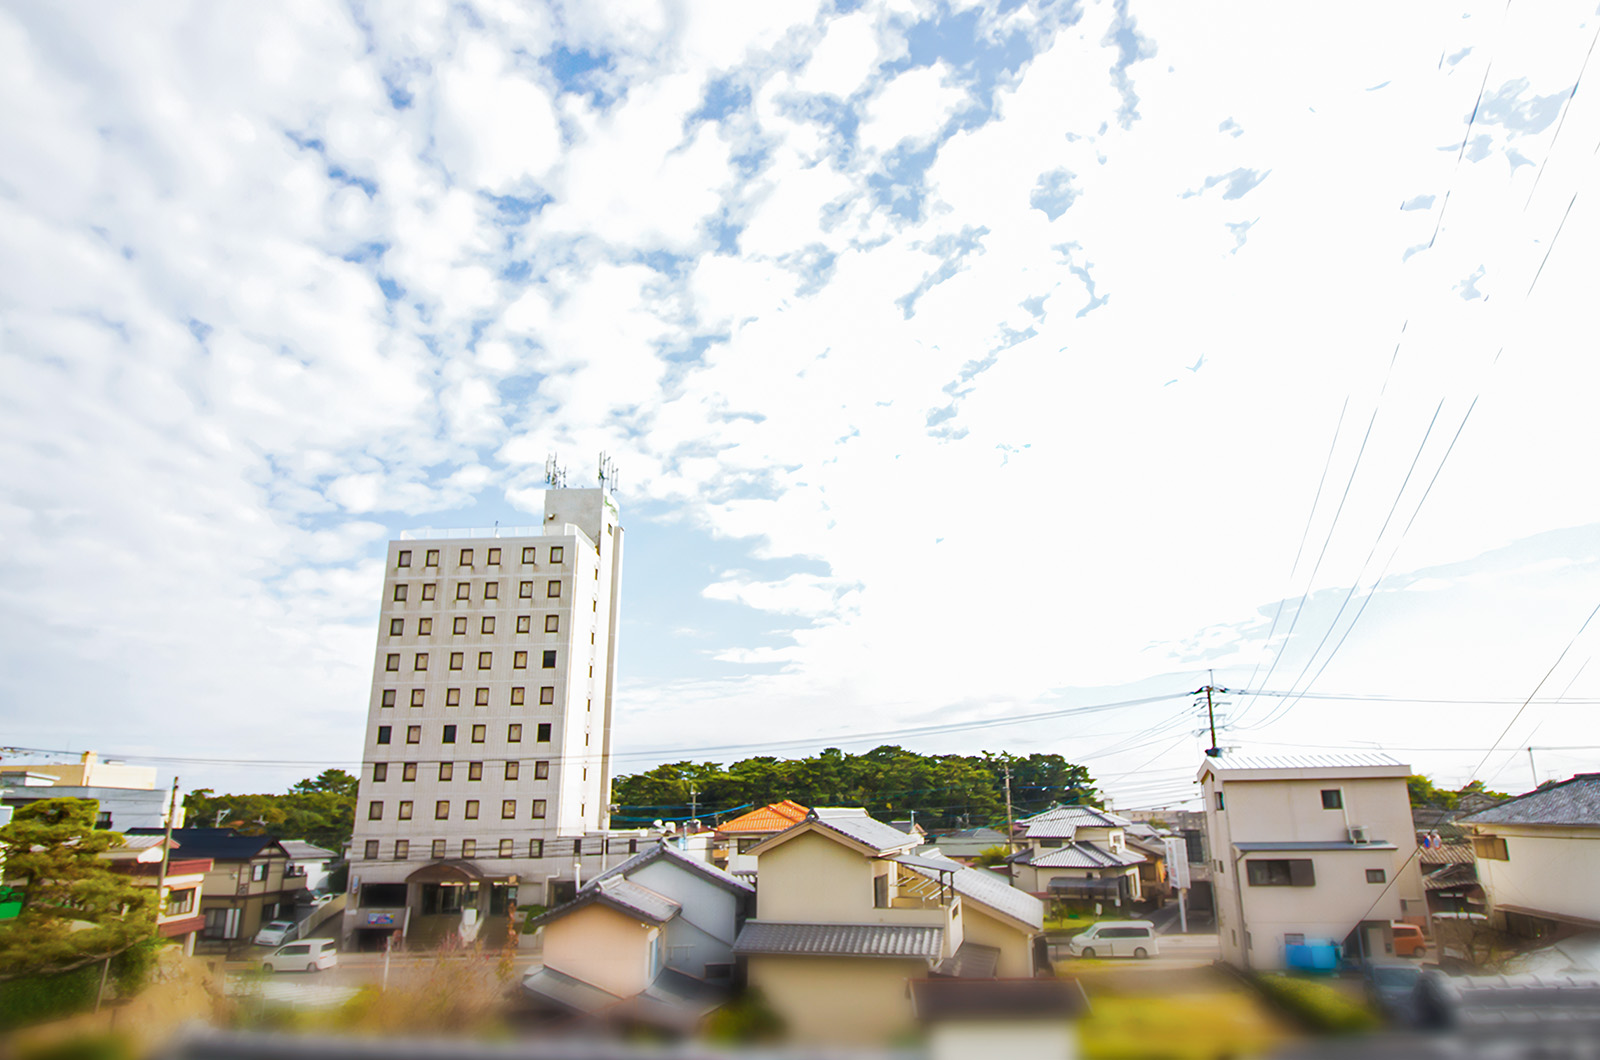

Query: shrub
<box><xmin>1253</xmin><ymin>973</ymin><xmax>1379</xmax><ymax>1034</ymax></box>
<box><xmin>519</xmin><ymin>904</ymin><xmax>548</xmax><ymax>933</ymax></box>
<box><xmin>109</xmin><ymin>938</ymin><xmax>163</xmax><ymax>997</ymax></box>
<box><xmin>0</xmin><ymin>965</ymin><xmax>102</xmax><ymax>1032</ymax></box>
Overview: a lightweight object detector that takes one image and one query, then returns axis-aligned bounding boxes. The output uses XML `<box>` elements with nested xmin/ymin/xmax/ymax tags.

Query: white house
<box><xmin>1200</xmin><ymin>751</ymin><xmax>1424</xmax><ymax>970</ymax></box>
<box><xmin>1006</xmin><ymin>805</ymin><xmax>1145</xmax><ymax>907</ymax></box>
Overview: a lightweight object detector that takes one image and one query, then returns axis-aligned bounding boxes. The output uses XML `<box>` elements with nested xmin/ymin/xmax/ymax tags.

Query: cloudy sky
<box><xmin>4</xmin><ymin>0</ymin><xmax>1599</xmax><ymax>811</ymax></box>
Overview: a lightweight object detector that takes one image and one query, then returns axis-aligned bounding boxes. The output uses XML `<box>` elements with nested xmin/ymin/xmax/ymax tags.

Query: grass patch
<box><xmin>1252</xmin><ymin>973</ymin><xmax>1379</xmax><ymax>1035</ymax></box>
<box><xmin>1079</xmin><ymin>993</ymin><xmax>1287</xmax><ymax>1060</ymax></box>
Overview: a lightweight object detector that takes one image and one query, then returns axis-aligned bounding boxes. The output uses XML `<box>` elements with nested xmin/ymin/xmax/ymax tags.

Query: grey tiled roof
<box><xmin>591</xmin><ymin>840</ymin><xmax>755</xmax><ymax>895</ymax></box>
<box><xmin>526</xmin><ymin>875</ymin><xmax>681</xmax><ymax>930</ymax></box>
<box><xmin>936</xmin><ymin>941</ymin><xmax>1001</xmax><ymax>978</ymax></box>
<box><xmin>1021</xmin><ymin>819</ymin><xmax>1078</xmax><ymax>839</ymax></box>
<box><xmin>810</xmin><ymin>808</ymin><xmax>921</xmax><ymax>853</ymax></box>
<box><xmin>897</xmin><ymin>854</ymin><xmax>1043</xmax><ymax>931</ymax></box>
<box><xmin>1461</xmin><ymin>774</ymin><xmax>1600</xmax><ymax>827</ymax></box>
<box><xmin>733</xmin><ymin>921</ymin><xmax>944</xmax><ymax>959</ymax></box>
<box><xmin>520</xmin><ymin>966</ymin><xmax>621</xmax><ymax>1014</ymax></box>
<box><xmin>1018</xmin><ymin>805</ymin><xmax>1131</xmax><ymax>828</ymax></box>
<box><xmin>1018</xmin><ymin>842</ymin><xmax>1144</xmax><ymax>869</ymax></box>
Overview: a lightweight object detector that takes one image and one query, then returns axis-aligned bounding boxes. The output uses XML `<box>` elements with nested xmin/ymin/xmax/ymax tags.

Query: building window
<box><xmin>547</xmin><ymin>580</ymin><xmax>561</xmax><ymax>598</ymax></box>
<box><xmin>511</xmin><ymin>687</ymin><xmax>525</xmax><ymax>705</ymax></box>
<box><xmin>502</xmin><ymin>800</ymin><xmax>516</xmax><ymax>819</ymax></box>
<box><xmin>468</xmin><ymin>761</ymin><xmax>483</xmax><ymax>781</ymax></box>
<box><xmin>411</xmin><ymin>689</ymin><xmax>425</xmax><ymax>707</ymax></box>
<box><xmin>461</xmin><ymin>839</ymin><xmax>476</xmax><ymax>858</ymax></box>
<box><xmin>508</xmin><ymin>724</ymin><xmax>522</xmax><ymax>742</ymax></box>
<box><xmin>535</xmin><ymin>761</ymin><xmax>549</xmax><ymax>779</ymax></box>
<box><xmin>393</xmin><ymin>585</ymin><xmax>408</xmax><ymax>602</ymax></box>
<box><xmin>487</xmin><ymin>547</ymin><xmax>500</xmax><ymax>565</ymax></box>
<box><xmin>536</xmin><ymin>723</ymin><xmax>552</xmax><ymax>742</ymax></box>
<box><xmin>1214</xmin><ymin>791</ymin><xmax>1225</xmax><ymax>811</ymax></box>
<box><xmin>1472</xmin><ymin>836</ymin><xmax>1510</xmax><ymax>861</ymax></box>
<box><xmin>460</xmin><ymin>548</ymin><xmax>474</xmax><ymax>566</ymax></box>
<box><xmin>522</xmin><ymin>547</ymin><xmax>535</xmax><ymax>563</ymax></box>
<box><xmin>373</xmin><ymin>763</ymin><xmax>388</xmax><ymax>782</ymax></box>
<box><xmin>505</xmin><ymin>761</ymin><xmax>519</xmax><ymax>781</ymax></box>
<box><xmin>386</xmin><ymin>653</ymin><xmax>400</xmax><ymax>671</ymax></box>
<box><xmin>377</xmin><ymin>726</ymin><xmax>392</xmax><ymax>745</ymax></box>
<box><xmin>398</xmin><ymin>550</ymin><xmax>412</xmax><ymax>568</ymax></box>
<box><xmin>475</xmin><ymin>687</ymin><xmax>490</xmax><ymax>706</ymax></box>
<box><xmin>550</xmin><ymin>547</ymin><xmax>564</xmax><ymax>563</ymax></box>
<box><xmin>365</xmin><ymin>840</ymin><xmax>379</xmax><ymax>860</ymax></box>
<box><xmin>540</xmin><ymin>687</ymin><xmax>555</xmax><ymax>705</ymax></box>
<box><xmin>449</xmin><ymin>652</ymin><xmax>464</xmax><ymax>670</ymax></box>
<box><xmin>381</xmin><ymin>690</ymin><xmax>395</xmax><ymax>708</ymax></box>
<box><xmin>438</xmin><ymin>762</ymin><xmax>453</xmax><ymax>781</ymax></box>
<box><xmin>398</xmin><ymin>801</ymin><xmax>413</xmax><ymax>821</ymax></box>
<box><xmin>406</xmin><ymin>725</ymin><xmax>421</xmax><ymax>744</ymax></box>
<box><xmin>446</xmin><ymin>688</ymin><xmax>461</xmax><ymax>706</ymax></box>
<box><xmin>394</xmin><ymin>840</ymin><xmax>409</xmax><ymax>859</ymax></box>
<box><xmin>529</xmin><ymin>839</ymin><xmax>543</xmax><ymax>857</ymax></box>
<box><xmin>1246</xmin><ymin>859</ymin><xmax>1315</xmax><ymax>887</ymax></box>
<box><xmin>442</xmin><ymin>724</ymin><xmax>457</xmax><ymax>744</ymax></box>
<box><xmin>484</xmin><ymin>582</ymin><xmax>499</xmax><ymax>599</ymax></box>
<box><xmin>418</xmin><ymin>617</ymin><xmax>432</xmax><ymax>635</ymax></box>
<box><xmin>481</xmin><ymin>616</ymin><xmax>495</xmax><ymax>634</ymax></box>
<box><xmin>1366</xmin><ymin>869</ymin><xmax>1386</xmax><ymax>883</ymax></box>
<box><xmin>435</xmin><ymin>801</ymin><xmax>449</xmax><ymax>820</ymax></box>
<box><xmin>1321</xmin><ymin>789</ymin><xmax>1343</xmax><ymax>810</ymax></box>
<box><xmin>532</xmin><ymin>800</ymin><xmax>547</xmax><ymax>819</ymax></box>
<box><xmin>422</xmin><ymin>583</ymin><xmax>436</xmax><ymax>600</ymax></box>
<box><xmin>519</xmin><ymin>581</ymin><xmax>534</xmax><ymax>598</ymax></box>
<box><xmin>414</xmin><ymin>653</ymin><xmax>428</xmax><ymax>671</ymax></box>
<box><xmin>432</xmin><ymin>839</ymin><xmax>446</xmax><ymax>859</ymax></box>
<box><xmin>402</xmin><ymin>762</ymin><xmax>417</xmax><ymax>782</ymax></box>
<box><xmin>545</xmin><ymin>615</ymin><xmax>559</xmax><ymax>633</ymax></box>
<box><xmin>543</xmin><ymin>650</ymin><xmax>556</xmax><ymax>668</ymax></box>
<box><xmin>368</xmin><ymin>801</ymin><xmax>383</xmax><ymax>820</ymax></box>
<box><xmin>465</xmin><ymin>800</ymin><xmax>479</xmax><ymax>820</ymax></box>
<box><xmin>425</xmin><ymin>549</ymin><xmax>439</xmax><ymax>566</ymax></box>
<box><xmin>390</xmin><ymin>618</ymin><xmax>404</xmax><ymax>636</ymax></box>
<box><xmin>453</xmin><ymin>617</ymin><xmax>467</xmax><ymax>635</ymax></box>
<box><xmin>456</xmin><ymin>583</ymin><xmax>471</xmax><ymax>601</ymax></box>
<box><xmin>514</xmin><ymin>651</ymin><xmax>528</xmax><ymax>669</ymax></box>
<box><xmin>164</xmin><ymin>887</ymin><xmax>196</xmax><ymax>916</ymax></box>
<box><xmin>471</xmin><ymin>724</ymin><xmax>486</xmax><ymax>743</ymax></box>
<box><xmin>516</xmin><ymin>615</ymin><xmax>531</xmax><ymax>633</ymax></box>
<box><xmin>478</xmin><ymin>651</ymin><xmax>493</xmax><ymax>669</ymax></box>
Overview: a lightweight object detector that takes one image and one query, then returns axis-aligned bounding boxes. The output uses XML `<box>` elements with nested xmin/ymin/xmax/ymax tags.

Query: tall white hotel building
<box><xmin>342</xmin><ymin>486</ymin><xmax>624</xmax><ymax>947</ymax></box>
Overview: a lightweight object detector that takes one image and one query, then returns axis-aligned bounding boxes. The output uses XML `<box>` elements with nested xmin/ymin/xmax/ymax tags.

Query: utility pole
<box><xmin>1528</xmin><ymin>747</ymin><xmax>1539</xmax><ymax>791</ymax></box>
<box><xmin>1202</xmin><ymin>670</ymin><xmax>1221</xmax><ymax>757</ymax></box>
<box><xmin>154</xmin><ymin>776</ymin><xmax>180</xmax><ymax>937</ymax></box>
<box><xmin>1003</xmin><ymin>763</ymin><xmax>1016</xmax><ymax>853</ymax></box>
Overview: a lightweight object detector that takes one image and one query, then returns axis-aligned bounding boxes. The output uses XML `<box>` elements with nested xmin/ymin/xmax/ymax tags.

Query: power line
<box><xmin>1523</xmin><ymin>19</ymin><xmax>1600</xmax><ymax>209</ymax></box>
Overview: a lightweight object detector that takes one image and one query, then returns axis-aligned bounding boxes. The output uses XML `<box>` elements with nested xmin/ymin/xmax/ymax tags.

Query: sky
<box><xmin>3</xmin><ymin>0</ymin><xmax>1599</xmax><ymax>814</ymax></box>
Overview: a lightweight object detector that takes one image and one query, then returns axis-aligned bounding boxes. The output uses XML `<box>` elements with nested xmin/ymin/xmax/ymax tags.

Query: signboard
<box><xmin>1163</xmin><ymin>836</ymin><xmax>1191</xmax><ymax>890</ymax></box>
<box><xmin>366</xmin><ymin>911</ymin><xmax>396</xmax><ymax>926</ymax></box>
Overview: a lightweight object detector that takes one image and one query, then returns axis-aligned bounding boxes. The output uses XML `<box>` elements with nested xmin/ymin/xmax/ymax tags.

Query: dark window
<box><xmin>377</xmin><ymin>726</ymin><xmax>392</xmax><ymax>745</ymax></box>
<box><xmin>1246</xmin><ymin>859</ymin><xmax>1315</xmax><ymax>887</ymax></box>
<box><xmin>1321</xmin><ymin>789</ymin><xmax>1343</xmax><ymax>810</ymax></box>
<box><xmin>1214</xmin><ymin>791</ymin><xmax>1224</xmax><ymax>810</ymax></box>
<box><xmin>542</xmin><ymin>650</ymin><xmax>556</xmax><ymax>668</ymax></box>
<box><xmin>536</xmin><ymin>723</ymin><xmax>552</xmax><ymax>742</ymax></box>
<box><xmin>442</xmin><ymin>724</ymin><xmax>457</xmax><ymax>744</ymax></box>
<box><xmin>1366</xmin><ymin>869</ymin><xmax>1386</xmax><ymax>883</ymax></box>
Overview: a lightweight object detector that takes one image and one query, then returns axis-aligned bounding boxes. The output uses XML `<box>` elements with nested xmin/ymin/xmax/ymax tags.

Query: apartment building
<box><xmin>343</xmin><ymin>486</ymin><xmax>624</xmax><ymax>949</ymax></box>
<box><xmin>1199</xmin><ymin>751</ymin><xmax>1424</xmax><ymax>970</ymax></box>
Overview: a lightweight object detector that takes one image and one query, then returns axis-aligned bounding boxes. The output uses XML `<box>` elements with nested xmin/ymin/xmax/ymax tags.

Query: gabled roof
<box><xmin>897</xmin><ymin>854</ymin><xmax>1043</xmax><ymax>931</ymax></box>
<box><xmin>714</xmin><ymin>800</ymin><xmax>809</xmax><ymax>835</ymax></box>
<box><xmin>1020</xmin><ymin>819</ymin><xmax>1078</xmax><ymax>840</ymax></box>
<box><xmin>279</xmin><ymin>840</ymin><xmax>337</xmax><ymax>861</ymax></box>
<box><xmin>528</xmin><ymin>875</ymin><xmax>682</xmax><ymax>930</ymax></box>
<box><xmin>1019</xmin><ymin>805</ymin><xmax>1130</xmax><ymax>829</ymax></box>
<box><xmin>1462</xmin><ymin>774</ymin><xmax>1600</xmax><ymax>828</ymax></box>
<box><xmin>1197</xmin><ymin>751</ymin><xmax>1409</xmax><ymax>782</ymax></box>
<box><xmin>733</xmin><ymin>921</ymin><xmax>944</xmax><ymax>960</ymax></box>
<box><xmin>1011</xmin><ymin>842</ymin><xmax>1144</xmax><ymax>869</ymax></box>
<box><xmin>591</xmin><ymin>840</ymin><xmax>754</xmax><ymax>896</ymax></box>
<box><xmin>125</xmin><ymin>828</ymin><xmax>289</xmax><ymax>862</ymax></box>
<box><xmin>748</xmin><ymin>807</ymin><xmax>921</xmax><ymax>858</ymax></box>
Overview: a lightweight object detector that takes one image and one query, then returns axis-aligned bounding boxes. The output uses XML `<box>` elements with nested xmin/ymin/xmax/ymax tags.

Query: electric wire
<box><xmin>1523</xmin><ymin>19</ymin><xmax>1600</xmax><ymax>209</ymax></box>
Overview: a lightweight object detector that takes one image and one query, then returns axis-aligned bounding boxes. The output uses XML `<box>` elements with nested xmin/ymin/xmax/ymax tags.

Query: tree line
<box><xmin>182</xmin><ymin>768</ymin><xmax>357</xmax><ymax>850</ymax></box>
<box><xmin>611</xmin><ymin>746</ymin><xmax>1100</xmax><ymax>830</ymax></box>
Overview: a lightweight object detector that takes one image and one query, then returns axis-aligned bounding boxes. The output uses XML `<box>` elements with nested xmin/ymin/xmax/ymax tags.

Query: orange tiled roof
<box><xmin>715</xmin><ymin>800</ymin><xmax>810</xmax><ymax>836</ymax></box>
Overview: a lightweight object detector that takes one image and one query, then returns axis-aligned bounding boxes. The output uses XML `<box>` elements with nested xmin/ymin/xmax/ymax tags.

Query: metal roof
<box><xmin>1199</xmin><ymin>751</ymin><xmax>1409</xmax><ymax>774</ymax></box>
<box><xmin>733</xmin><ymin>921</ymin><xmax>944</xmax><ymax>960</ymax></box>
<box><xmin>1020</xmin><ymin>819</ymin><xmax>1078</xmax><ymax>839</ymax></box>
<box><xmin>280</xmin><ymin>841</ymin><xmax>337</xmax><ymax>861</ymax></box>
<box><xmin>809</xmin><ymin>808</ymin><xmax>922</xmax><ymax>853</ymax></box>
<box><xmin>1462</xmin><ymin>774</ymin><xmax>1600</xmax><ymax>828</ymax></box>
<box><xmin>590</xmin><ymin>841</ymin><xmax>755</xmax><ymax>896</ymax></box>
<box><xmin>1018</xmin><ymin>805</ymin><xmax>1131</xmax><ymax>828</ymax></box>
<box><xmin>1019</xmin><ymin>842</ymin><xmax>1145</xmax><ymax>869</ymax></box>
<box><xmin>897</xmin><ymin>854</ymin><xmax>1044</xmax><ymax>931</ymax></box>
<box><xmin>1233</xmin><ymin>841</ymin><xmax>1398</xmax><ymax>852</ymax></box>
<box><xmin>520</xmin><ymin>966</ymin><xmax>620</xmax><ymax>1014</ymax></box>
<box><xmin>527</xmin><ymin>875</ymin><xmax>681</xmax><ymax>930</ymax></box>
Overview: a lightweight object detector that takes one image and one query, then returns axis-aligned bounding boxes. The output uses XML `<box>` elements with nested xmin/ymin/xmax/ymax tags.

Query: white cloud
<box><xmin>856</xmin><ymin>62</ymin><xmax>968</xmax><ymax>153</ymax></box>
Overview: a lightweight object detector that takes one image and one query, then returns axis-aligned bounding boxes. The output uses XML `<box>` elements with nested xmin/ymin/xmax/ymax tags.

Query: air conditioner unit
<box><xmin>1348</xmin><ymin>825</ymin><xmax>1370</xmax><ymax>844</ymax></box>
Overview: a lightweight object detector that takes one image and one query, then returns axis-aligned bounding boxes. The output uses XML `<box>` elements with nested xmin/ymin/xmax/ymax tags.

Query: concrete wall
<box><xmin>960</xmin><ymin>904</ymin><xmax>1035</xmax><ymax>977</ymax></box>
<box><xmin>629</xmin><ymin>859</ymin><xmax>742</xmax><ymax>977</ymax></box>
<box><xmin>542</xmin><ymin>902</ymin><xmax>657</xmax><ymax>997</ymax></box>
<box><xmin>1472</xmin><ymin>823</ymin><xmax>1600</xmax><ymax>927</ymax></box>
<box><xmin>757</xmin><ymin>831</ymin><xmax>875</xmax><ymax>922</ymax></box>
<box><xmin>2</xmin><ymin>786</ymin><xmax>176</xmax><ymax>830</ymax></box>
<box><xmin>747</xmin><ymin>955</ymin><xmax>928</xmax><ymax>1044</ymax></box>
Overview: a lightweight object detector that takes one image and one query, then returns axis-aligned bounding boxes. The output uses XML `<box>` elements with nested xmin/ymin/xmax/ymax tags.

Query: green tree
<box><xmin>182</xmin><ymin>771</ymin><xmax>356</xmax><ymax>851</ymax></box>
<box><xmin>0</xmin><ymin>799</ymin><xmax>154</xmax><ymax>981</ymax></box>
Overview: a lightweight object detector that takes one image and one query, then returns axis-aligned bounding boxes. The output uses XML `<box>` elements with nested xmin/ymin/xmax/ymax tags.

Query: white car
<box><xmin>262</xmin><ymin>938</ymin><xmax>338</xmax><ymax>973</ymax></box>
<box><xmin>1066</xmin><ymin>920</ymin><xmax>1160</xmax><ymax>959</ymax></box>
<box><xmin>253</xmin><ymin>920</ymin><xmax>298</xmax><ymax>947</ymax></box>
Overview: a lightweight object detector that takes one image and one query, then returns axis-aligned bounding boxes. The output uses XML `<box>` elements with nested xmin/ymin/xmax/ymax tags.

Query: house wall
<box><xmin>629</xmin><ymin>859</ymin><xmax>742</xmax><ymax>977</ymax></box>
<box><xmin>198</xmin><ymin>854</ymin><xmax>297</xmax><ymax>941</ymax></box>
<box><xmin>960</xmin><ymin>904</ymin><xmax>1034</xmax><ymax>977</ymax></box>
<box><xmin>757</xmin><ymin>831</ymin><xmax>875</xmax><ymax>921</ymax></box>
<box><xmin>929</xmin><ymin>1022</ymin><xmax>1078</xmax><ymax>1060</ymax></box>
<box><xmin>542</xmin><ymin>902</ymin><xmax>658</xmax><ymax>997</ymax></box>
<box><xmin>747</xmin><ymin>955</ymin><xmax>928</xmax><ymax>1044</ymax></box>
<box><xmin>1471</xmin><ymin>823</ymin><xmax>1600</xmax><ymax>928</ymax></box>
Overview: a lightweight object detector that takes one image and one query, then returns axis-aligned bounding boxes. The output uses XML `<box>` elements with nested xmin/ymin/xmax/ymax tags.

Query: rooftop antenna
<box><xmin>544</xmin><ymin>453</ymin><xmax>568</xmax><ymax>489</ymax></box>
<box><xmin>598</xmin><ymin>452</ymin><xmax>619</xmax><ymax>495</ymax></box>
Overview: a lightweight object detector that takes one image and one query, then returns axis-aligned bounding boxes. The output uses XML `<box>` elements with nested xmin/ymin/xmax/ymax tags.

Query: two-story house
<box><xmin>129</xmin><ymin>828</ymin><xmax>300</xmax><ymax>947</ymax></box>
<box><xmin>102</xmin><ymin>835</ymin><xmax>212</xmax><ymax>955</ymax></box>
<box><xmin>1459</xmin><ymin>772</ymin><xmax>1600</xmax><ymax>944</ymax></box>
<box><xmin>1006</xmin><ymin>805</ymin><xmax>1146</xmax><ymax>907</ymax></box>
<box><xmin>1199</xmin><ymin>752</ymin><xmax>1424</xmax><ymax>970</ymax></box>
<box><xmin>711</xmin><ymin>800</ymin><xmax>809</xmax><ymax>875</ymax></box>
<box><xmin>732</xmin><ymin>807</ymin><xmax>1044</xmax><ymax>1044</ymax></box>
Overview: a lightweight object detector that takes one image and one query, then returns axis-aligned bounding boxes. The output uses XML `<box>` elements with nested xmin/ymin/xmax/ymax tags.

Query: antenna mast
<box><xmin>597</xmin><ymin>452</ymin><xmax>620</xmax><ymax>495</ymax></box>
<box><xmin>544</xmin><ymin>453</ymin><xmax>568</xmax><ymax>489</ymax></box>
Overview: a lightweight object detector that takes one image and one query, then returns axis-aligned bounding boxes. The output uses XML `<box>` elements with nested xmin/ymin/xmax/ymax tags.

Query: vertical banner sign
<box><xmin>1163</xmin><ymin>836</ymin><xmax>1191</xmax><ymax>890</ymax></box>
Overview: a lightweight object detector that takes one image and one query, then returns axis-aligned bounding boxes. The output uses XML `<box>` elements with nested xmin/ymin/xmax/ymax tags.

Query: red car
<box><xmin>1392</xmin><ymin>922</ymin><xmax>1427</xmax><ymax>957</ymax></box>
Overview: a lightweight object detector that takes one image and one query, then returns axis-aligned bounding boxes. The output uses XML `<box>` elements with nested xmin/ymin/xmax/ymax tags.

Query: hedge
<box><xmin>1252</xmin><ymin>973</ymin><xmax>1380</xmax><ymax>1034</ymax></box>
<box><xmin>0</xmin><ymin>965</ymin><xmax>102</xmax><ymax>1032</ymax></box>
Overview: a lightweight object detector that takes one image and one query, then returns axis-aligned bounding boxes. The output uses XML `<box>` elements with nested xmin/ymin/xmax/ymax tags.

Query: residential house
<box><xmin>281</xmin><ymin>840</ymin><xmax>338</xmax><ymax>894</ymax></box>
<box><xmin>1006</xmin><ymin>805</ymin><xmax>1145</xmax><ymax>908</ymax></box>
<box><xmin>522</xmin><ymin>842</ymin><xmax>755</xmax><ymax>1025</ymax></box>
<box><xmin>732</xmin><ymin>807</ymin><xmax>1044</xmax><ymax>1044</ymax></box>
<box><xmin>1</xmin><ymin>758</ymin><xmax>181</xmax><ymax>832</ymax></box>
<box><xmin>712</xmin><ymin>800</ymin><xmax>809</xmax><ymax>874</ymax></box>
<box><xmin>128</xmin><ymin>828</ymin><xmax>300</xmax><ymax>946</ymax></box>
<box><xmin>910</xmin><ymin>978</ymin><xmax>1089</xmax><ymax>1060</ymax></box>
<box><xmin>0</xmin><ymin>751</ymin><xmax>158</xmax><ymax>790</ymax></box>
<box><xmin>1199</xmin><ymin>752</ymin><xmax>1424</xmax><ymax>970</ymax></box>
<box><xmin>1459</xmin><ymin>773</ymin><xmax>1600</xmax><ymax>943</ymax></box>
<box><xmin>1420</xmin><ymin>840</ymin><xmax>1483</xmax><ymax>917</ymax></box>
<box><xmin>926</xmin><ymin>826</ymin><xmax>1010</xmax><ymax>863</ymax></box>
<box><xmin>102</xmin><ymin>835</ymin><xmax>211</xmax><ymax>955</ymax></box>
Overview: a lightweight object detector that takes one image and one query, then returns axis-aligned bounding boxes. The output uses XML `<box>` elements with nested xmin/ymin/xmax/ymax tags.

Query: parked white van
<box><xmin>262</xmin><ymin>938</ymin><xmax>338</xmax><ymax>973</ymax></box>
<box><xmin>1067</xmin><ymin>920</ymin><xmax>1159</xmax><ymax>959</ymax></box>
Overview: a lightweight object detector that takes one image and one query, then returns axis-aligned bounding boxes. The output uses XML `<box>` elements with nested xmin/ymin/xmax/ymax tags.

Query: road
<box><xmin>222</xmin><ymin>948</ymin><xmax>544</xmax><ymax>1008</ymax></box>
